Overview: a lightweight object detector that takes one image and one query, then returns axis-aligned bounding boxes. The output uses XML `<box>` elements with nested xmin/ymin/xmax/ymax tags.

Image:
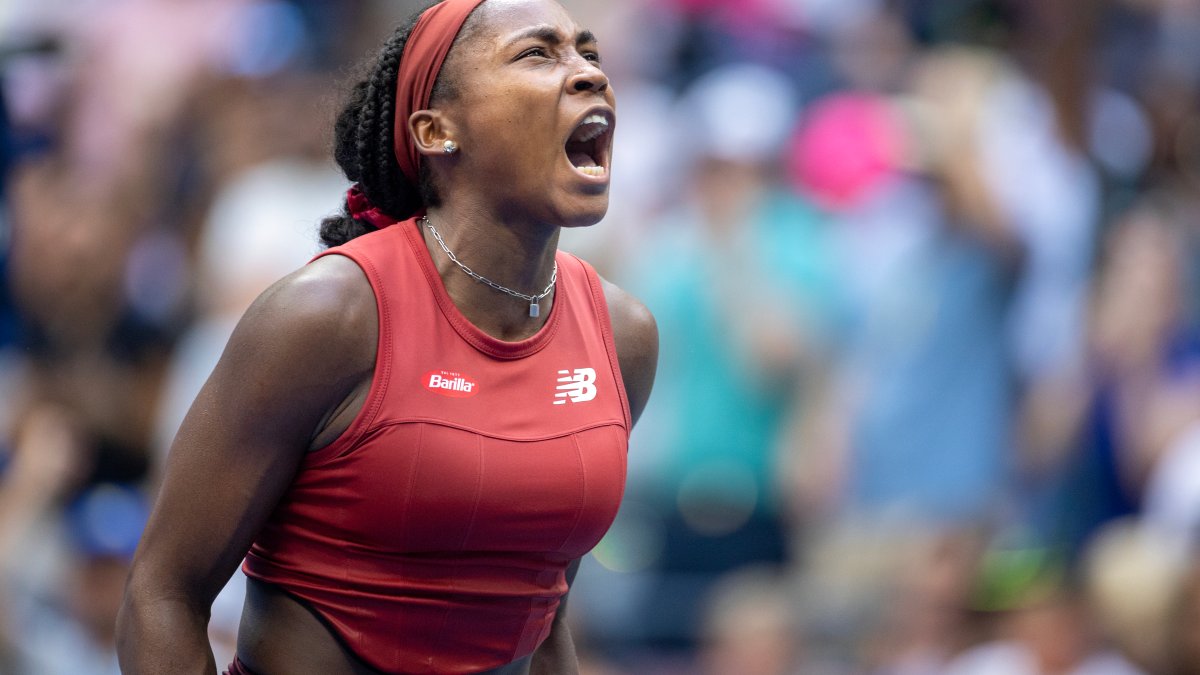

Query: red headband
<box><xmin>393</xmin><ymin>0</ymin><xmax>487</xmax><ymax>185</ymax></box>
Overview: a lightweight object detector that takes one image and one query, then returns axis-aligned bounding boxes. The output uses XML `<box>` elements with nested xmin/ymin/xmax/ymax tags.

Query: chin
<box><xmin>558</xmin><ymin>198</ymin><xmax>609</xmax><ymax>228</ymax></box>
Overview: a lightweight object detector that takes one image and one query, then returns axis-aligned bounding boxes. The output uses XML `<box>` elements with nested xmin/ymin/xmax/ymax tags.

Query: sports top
<box><xmin>242</xmin><ymin>218</ymin><xmax>630</xmax><ymax>674</ymax></box>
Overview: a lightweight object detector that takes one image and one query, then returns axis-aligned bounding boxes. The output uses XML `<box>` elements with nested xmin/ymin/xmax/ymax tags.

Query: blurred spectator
<box><xmin>785</xmin><ymin>44</ymin><xmax>1099</xmax><ymax>526</ymax></box>
<box><xmin>943</xmin><ymin>587</ymin><xmax>1143</xmax><ymax>675</ymax></box>
<box><xmin>0</xmin><ymin>83</ymin><xmax>17</xmax><ymax>352</ymax></box>
<box><xmin>695</xmin><ymin>566</ymin><xmax>806</xmax><ymax>675</ymax></box>
<box><xmin>149</xmin><ymin>73</ymin><xmax>342</xmax><ymax>661</ymax></box>
<box><xmin>12</xmin><ymin>482</ymin><xmax>147</xmax><ymax>675</ymax></box>
<box><xmin>151</xmin><ymin>73</ymin><xmax>340</xmax><ymax>469</ymax></box>
<box><xmin>863</xmin><ymin>528</ymin><xmax>985</xmax><ymax>675</ymax></box>
<box><xmin>610</xmin><ymin>61</ymin><xmax>844</xmax><ymax>648</ymax></box>
<box><xmin>798</xmin><ymin>48</ymin><xmax>1027</xmax><ymax>523</ymax></box>
<box><xmin>0</xmin><ymin>403</ymin><xmax>122</xmax><ymax>673</ymax></box>
<box><xmin>1021</xmin><ymin>200</ymin><xmax>1200</xmax><ymax>557</ymax></box>
<box><xmin>1168</xmin><ymin>561</ymin><xmax>1200</xmax><ymax>675</ymax></box>
<box><xmin>1083</xmin><ymin>519</ymin><xmax>1187</xmax><ymax>673</ymax></box>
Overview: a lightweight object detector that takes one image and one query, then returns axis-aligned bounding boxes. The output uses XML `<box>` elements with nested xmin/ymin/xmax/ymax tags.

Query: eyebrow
<box><xmin>507</xmin><ymin>25</ymin><xmax>598</xmax><ymax>48</ymax></box>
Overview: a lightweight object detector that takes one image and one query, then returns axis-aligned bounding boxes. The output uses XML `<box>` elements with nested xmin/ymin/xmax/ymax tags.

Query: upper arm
<box><xmin>127</xmin><ymin>254</ymin><xmax>377</xmax><ymax>609</ymax></box>
<box><xmin>601</xmin><ymin>278</ymin><xmax>658</xmax><ymax>427</ymax></box>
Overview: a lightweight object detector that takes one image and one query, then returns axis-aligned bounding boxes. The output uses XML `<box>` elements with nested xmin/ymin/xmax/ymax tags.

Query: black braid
<box><xmin>319</xmin><ymin>1</ymin><xmax>481</xmax><ymax>248</ymax></box>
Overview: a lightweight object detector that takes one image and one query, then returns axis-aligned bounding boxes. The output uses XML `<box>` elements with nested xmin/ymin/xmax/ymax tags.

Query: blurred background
<box><xmin>2</xmin><ymin>0</ymin><xmax>1200</xmax><ymax>673</ymax></box>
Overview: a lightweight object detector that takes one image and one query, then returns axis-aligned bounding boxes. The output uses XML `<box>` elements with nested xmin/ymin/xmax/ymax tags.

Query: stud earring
<box><xmin>443</xmin><ymin>140</ymin><xmax>459</xmax><ymax>155</ymax></box>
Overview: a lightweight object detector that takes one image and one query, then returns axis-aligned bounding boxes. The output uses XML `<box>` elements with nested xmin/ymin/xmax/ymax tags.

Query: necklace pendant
<box><xmin>529</xmin><ymin>301</ymin><xmax>540</xmax><ymax>318</ymax></box>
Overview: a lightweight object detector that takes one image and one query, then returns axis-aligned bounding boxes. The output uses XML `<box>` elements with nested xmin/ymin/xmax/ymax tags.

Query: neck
<box><xmin>421</xmin><ymin>203</ymin><xmax>561</xmax><ymax>340</ymax></box>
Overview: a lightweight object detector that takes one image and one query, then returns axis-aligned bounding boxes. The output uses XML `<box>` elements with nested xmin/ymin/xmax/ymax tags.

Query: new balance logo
<box><xmin>554</xmin><ymin>368</ymin><xmax>597</xmax><ymax>405</ymax></box>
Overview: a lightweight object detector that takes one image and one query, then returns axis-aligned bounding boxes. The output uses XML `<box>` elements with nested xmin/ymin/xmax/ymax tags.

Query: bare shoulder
<box><xmin>246</xmin><ymin>253</ymin><xmax>374</xmax><ymax>339</ymax></box>
<box><xmin>213</xmin><ymin>253</ymin><xmax>378</xmax><ymax>441</ymax></box>
<box><xmin>599</xmin><ymin>277</ymin><xmax>658</xmax><ymax>426</ymax></box>
<box><xmin>234</xmin><ymin>253</ymin><xmax>376</xmax><ymax>367</ymax></box>
<box><xmin>599</xmin><ymin>277</ymin><xmax>657</xmax><ymax>367</ymax></box>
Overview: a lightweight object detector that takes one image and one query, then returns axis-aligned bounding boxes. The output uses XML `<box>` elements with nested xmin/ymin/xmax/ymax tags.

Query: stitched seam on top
<box><xmin>356</xmin><ymin>252</ymin><xmax>392</xmax><ymax>436</ymax></box>
<box><xmin>358</xmin><ymin>417</ymin><xmax>627</xmax><ymax>443</ymax></box>
<box><xmin>556</xmin><ymin>434</ymin><xmax>589</xmax><ymax>552</ymax></box>
<box><xmin>425</xmin><ymin>595</ymin><xmax>455</xmax><ymax>673</ymax></box>
<box><xmin>301</xmin><ymin>247</ymin><xmax>393</xmax><ymax>467</ymax></box>
<box><xmin>579</xmin><ymin>257</ymin><xmax>633</xmax><ymax>433</ymax></box>
<box><xmin>400</xmin><ymin>423</ymin><xmax>424</xmax><ymax>555</ymax></box>
<box><xmin>458</xmin><ymin>434</ymin><xmax>485</xmax><ymax>550</ymax></box>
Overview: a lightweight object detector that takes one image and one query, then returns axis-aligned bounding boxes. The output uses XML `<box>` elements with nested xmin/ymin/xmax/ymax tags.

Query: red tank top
<box><xmin>242</xmin><ymin>218</ymin><xmax>630</xmax><ymax>674</ymax></box>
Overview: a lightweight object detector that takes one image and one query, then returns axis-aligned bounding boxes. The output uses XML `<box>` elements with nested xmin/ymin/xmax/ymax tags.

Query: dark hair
<box><xmin>319</xmin><ymin>2</ymin><xmax>482</xmax><ymax>248</ymax></box>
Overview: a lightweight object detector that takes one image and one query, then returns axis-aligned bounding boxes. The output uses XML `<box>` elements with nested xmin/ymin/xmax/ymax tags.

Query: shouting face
<box><xmin>420</xmin><ymin>0</ymin><xmax>617</xmax><ymax>229</ymax></box>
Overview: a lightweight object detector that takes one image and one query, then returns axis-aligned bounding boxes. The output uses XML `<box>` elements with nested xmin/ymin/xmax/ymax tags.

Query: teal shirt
<box><xmin>621</xmin><ymin>190</ymin><xmax>843</xmax><ymax>513</ymax></box>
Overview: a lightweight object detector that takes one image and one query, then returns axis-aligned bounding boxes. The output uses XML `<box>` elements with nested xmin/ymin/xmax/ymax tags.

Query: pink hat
<box><xmin>788</xmin><ymin>92</ymin><xmax>906</xmax><ymax>211</ymax></box>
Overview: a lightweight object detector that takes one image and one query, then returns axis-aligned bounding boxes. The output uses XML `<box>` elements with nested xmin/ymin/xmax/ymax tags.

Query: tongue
<box><xmin>568</xmin><ymin>150</ymin><xmax>597</xmax><ymax>168</ymax></box>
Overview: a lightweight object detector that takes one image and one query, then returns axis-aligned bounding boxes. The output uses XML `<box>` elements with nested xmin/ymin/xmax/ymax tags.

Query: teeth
<box><xmin>571</xmin><ymin>114</ymin><xmax>610</xmax><ymax>143</ymax></box>
<box><xmin>578</xmin><ymin>165</ymin><xmax>607</xmax><ymax>177</ymax></box>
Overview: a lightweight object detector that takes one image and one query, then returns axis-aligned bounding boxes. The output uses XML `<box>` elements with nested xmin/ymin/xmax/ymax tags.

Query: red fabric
<box><xmin>223</xmin><ymin>656</ymin><xmax>255</xmax><ymax>675</ymax></box>
<box><xmin>243</xmin><ymin>219</ymin><xmax>630</xmax><ymax>674</ymax></box>
<box><xmin>393</xmin><ymin>0</ymin><xmax>486</xmax><ymax>185</ymax></box>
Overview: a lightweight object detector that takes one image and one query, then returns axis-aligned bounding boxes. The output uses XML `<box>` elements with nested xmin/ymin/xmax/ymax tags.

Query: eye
<box><xmin>519</xmin><ymin>46</ymin><xmax>549</xmax><ymax>59</ymax></box>
<box><xmin>583</xmin><ymin>51</ymin><xmax>602</xmax><ymax>64</ymax></box>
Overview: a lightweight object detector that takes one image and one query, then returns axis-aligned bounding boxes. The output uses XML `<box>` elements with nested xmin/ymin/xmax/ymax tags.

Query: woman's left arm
<box><xmin>531</xmin><ymin>279</ymin><xmax>658</xmax><ymax>674</ymax></box>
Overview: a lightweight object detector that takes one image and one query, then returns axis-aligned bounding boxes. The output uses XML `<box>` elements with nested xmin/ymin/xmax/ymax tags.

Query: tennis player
<box><xmin>116</xmin><ymin>0</ymin><xmax>657</xmax><ymax>673</ymax></box>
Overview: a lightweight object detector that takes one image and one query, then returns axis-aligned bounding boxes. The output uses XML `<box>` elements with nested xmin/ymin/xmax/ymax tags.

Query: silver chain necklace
<box><xmin>423</xmin><ymin>216</ymin><xmax>557</xmax><ymax>318</ymax></box>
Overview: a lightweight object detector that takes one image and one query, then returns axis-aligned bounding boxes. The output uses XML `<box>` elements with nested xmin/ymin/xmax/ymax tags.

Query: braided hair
<box><xmin>319</xmin><ymin>2</ymin><xmax>482</xmax><ymax>248</ymax></box>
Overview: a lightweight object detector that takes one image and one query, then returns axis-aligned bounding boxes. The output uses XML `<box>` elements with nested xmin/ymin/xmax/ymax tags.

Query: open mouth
<box><xmin>565</xmin><ymin>111</ymin><xmax>613</xmax><ymax>179</ymax></box>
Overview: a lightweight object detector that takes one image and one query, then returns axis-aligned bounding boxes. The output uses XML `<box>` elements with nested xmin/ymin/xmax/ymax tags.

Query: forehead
<box><xmin>471</xmin><ymin>0</ymin><xmax>582</xmax><ymax>44</ymax></box>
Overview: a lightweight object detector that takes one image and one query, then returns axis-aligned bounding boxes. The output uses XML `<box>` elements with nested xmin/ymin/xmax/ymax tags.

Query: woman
<box><xmin>115</xmin><ymin>0</ymin><xmax>658</xmax><ymax>673</ymax></box>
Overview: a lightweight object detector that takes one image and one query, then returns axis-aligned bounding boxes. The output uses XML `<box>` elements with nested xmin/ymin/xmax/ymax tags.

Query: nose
<box><xmin>568</xmin><ymin>61</ymin><xmax>608</xmax><ymax>94</ymax></box>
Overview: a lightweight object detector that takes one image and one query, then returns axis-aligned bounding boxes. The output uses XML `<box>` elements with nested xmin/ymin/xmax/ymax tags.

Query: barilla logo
<box><xmin>423</xmin><ymin>370</ymin><xmax>479</xmax><ymax>398</ymax></box>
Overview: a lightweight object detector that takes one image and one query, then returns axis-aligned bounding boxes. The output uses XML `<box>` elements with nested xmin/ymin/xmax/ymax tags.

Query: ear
<box><xmin>410</xmin><ymin>110</ymin><xmax>457</xmax><ymax>157</ymax></box>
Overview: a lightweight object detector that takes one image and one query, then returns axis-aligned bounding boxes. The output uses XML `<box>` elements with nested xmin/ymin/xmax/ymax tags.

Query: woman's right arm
<box><xmin>116</xmin><ymin>254</ymin><xmax>377</xmax><ymax>674</ymax></box>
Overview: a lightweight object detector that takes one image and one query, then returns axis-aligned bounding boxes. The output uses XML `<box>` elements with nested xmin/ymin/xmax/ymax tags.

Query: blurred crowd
<box><xmin>3</xmin><ymin>0</ymin><xmax>1200</xmax><ymax>673</ymax></box>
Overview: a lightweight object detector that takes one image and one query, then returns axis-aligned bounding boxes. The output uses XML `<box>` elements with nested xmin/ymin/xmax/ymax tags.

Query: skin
<box><xmin>115</xmin><ymin>1</ymin><xmax>658</xmax><ymax>673</ymax></box>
